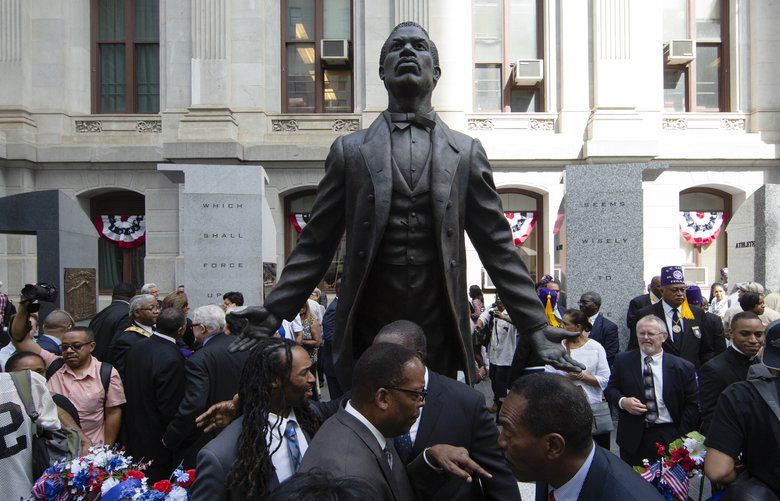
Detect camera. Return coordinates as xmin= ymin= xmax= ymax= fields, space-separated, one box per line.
xmin=21 ymin=282 xmax=58 ymax=312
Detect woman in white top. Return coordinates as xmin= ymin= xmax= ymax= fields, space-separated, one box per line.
xmin=708 ymin=282 xmax=729 ymax=319
xmin=546 ymin=308 xmax=611 ymax=449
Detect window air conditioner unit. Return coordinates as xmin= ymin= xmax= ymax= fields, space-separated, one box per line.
xmin=682 ymin=266 xmax=707 ymax=285
xmin=321 ymin=39 xmax=349 ymax=64
xmin=665 ymin=39 xmax=695 ymax=65
xmin=513 ymin=59 xmax=543 ymax=86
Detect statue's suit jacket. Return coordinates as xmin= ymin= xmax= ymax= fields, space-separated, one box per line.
xmin=263 ymin=113 xmax=548 ymax=386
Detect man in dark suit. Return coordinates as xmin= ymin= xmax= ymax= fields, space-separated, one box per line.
xmin=320 ymin=279 xmax=342 ymax=399
xmin=300 ymin=342 xmax=487 ymax=501
xmin=698 ymin=311 xmax=763 ymax=433
xmin=685 ymin=284 xmax=727 ymax=355
xmin=36 ymin=309 xmax=74 ymax=356
xmin=626 ymin=275 xmax=661 ymax=330
xmin=374 ymin=320 xmax=520 ymax=501
xmin=229 ymin=22 xmax=582 ymax=387
xmin=497 ymin=373 xmax=663 ymax=500
xmin=579 ymin=292 xmax=619 ymax=367
xmin=627 ymin=266 xmax=716 ymax=369
xmin=193 ymin=338 xmax=475 ymax=500
xmin=163 ymin=305 xmax=249 ymax=467
xmin=606 ymin=315 xmax=699 ymax=467
xmin=89 ymin=282 xmax=134 ymax=360
xmin=123 ymin=307 xmax=187 ymax=481
xmin=107 ymin=294 xmax=159 ymax=379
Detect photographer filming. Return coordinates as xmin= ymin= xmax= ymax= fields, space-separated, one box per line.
xmin=475 ymin=297 xmax=516 ymax=414
xmin=9 ymin=284 xmax=126 ymax=447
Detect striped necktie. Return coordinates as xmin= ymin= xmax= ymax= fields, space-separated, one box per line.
xmin=284 ymin=420 xmax=302 ymax=472
xmin=643 ymin=356 xmax=659 ymax=423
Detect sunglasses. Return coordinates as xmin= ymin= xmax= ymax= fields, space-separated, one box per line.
xmin=61 ymin=342 xmax=92 ymax=352
xmin=386 ymin=386 xmax=427 ymax=402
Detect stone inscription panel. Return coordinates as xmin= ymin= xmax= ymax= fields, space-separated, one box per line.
xmin=64 ymin=268 xmax=97 ymax=322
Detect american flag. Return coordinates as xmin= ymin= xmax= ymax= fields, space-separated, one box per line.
xmin=640 ymin=461 xmax=661 ymax=481
xmin=661 ymin=463 xmax=689 ymax=501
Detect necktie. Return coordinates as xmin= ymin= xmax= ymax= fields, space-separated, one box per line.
xmin=284 ymin=420 xmax=302 ymax=473
xmin=383 ymin=445 xmax=394 ymax=470
xmin=671 ymin=308 xmax=681 ymax=343
xmin=389 ymin=112 xmax=436 ymax=130
xmin=393 ymin=433 xmax=414 ymax=465
xmin=643 ymin=356 xmax=659 ymax=424
xmin=549 ymin=490 xmax=556 ymax=501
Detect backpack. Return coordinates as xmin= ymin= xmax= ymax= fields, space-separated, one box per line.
xmin=9 ymin=370 xmax=81 ymax=477
xmin=45 ymin=358 xmax=113 ymax=397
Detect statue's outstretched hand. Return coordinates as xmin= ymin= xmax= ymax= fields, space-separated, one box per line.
xmin=227 ymin=307 xmax=282 ymax=352
xmin=530 ymin=328 xmax=586 ymax=373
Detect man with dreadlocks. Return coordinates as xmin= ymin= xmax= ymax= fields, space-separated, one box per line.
xmin=191 ymin=337 xmax=327 ymax=499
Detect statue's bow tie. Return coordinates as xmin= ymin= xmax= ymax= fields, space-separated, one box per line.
xmin=389 ymin=112 xmax=436 ymax=130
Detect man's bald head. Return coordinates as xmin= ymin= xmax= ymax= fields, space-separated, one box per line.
xmin=374 ymin=320 xmax=427 ymax=363
xmin=43 ymin=309 xmax=75 ymax=335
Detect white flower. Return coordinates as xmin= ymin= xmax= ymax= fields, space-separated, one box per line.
xmin=101 ymin=477 xmax=119 ymax=495
xmin=168 ymin=486 xmax=189 ymax=501
xmin=683 ymin=437 xmax=706 ymax=464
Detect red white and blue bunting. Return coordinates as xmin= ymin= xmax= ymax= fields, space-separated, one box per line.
xmin=679 ymin=211 xmax=726 ymax=246
xmin=94 ymin=215 xmax=146 ymax=248
xmin=505 ymin=211 xmax=538 ymax=246
xmin=289 ymin=213 xmax=311 ymax=234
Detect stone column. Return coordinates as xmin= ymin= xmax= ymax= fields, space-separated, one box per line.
xmin=564 ymin=162 xmax=666 ymax=348
xmin=179 ymin=0 xmax=237 ymax=142
xmin=584 ymin=0 xmax=659 ymax=158
xmin=726 ymin=185 xmax=780 ymax=291
xmin=395 ymin=0 xmax=429 ymax=28
xmin=158 ymin=164 xmax=265 ymax=309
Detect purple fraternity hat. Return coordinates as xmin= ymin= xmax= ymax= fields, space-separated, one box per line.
xmin=660 ymin=266 xmax=685 ymax=286
xmin=685 ymin=285 xmax=704 ymax=307
xmin=762 ymin=320 xmax=780 ymax=370
xmin=538 ymin=287 xmax=558 ymax=306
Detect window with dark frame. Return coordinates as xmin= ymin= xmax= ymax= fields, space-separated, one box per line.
xmin=679 ymin=188 xmax=731 ymax=274
xmin=92 ymin=0 xmax=160 ymax=114
xmin=282 ymin=0 xmax=353 ymax=114
xmin=473 ymin=0 xmax=544 ymax=113
xmin=662 ymin=0 xmax=729 ymax=112
xmin=498 ymin=189 xmax=543 ymax=282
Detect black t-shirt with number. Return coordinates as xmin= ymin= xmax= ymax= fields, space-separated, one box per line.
xmin=704 ymin=378 xmax=780 ymax=494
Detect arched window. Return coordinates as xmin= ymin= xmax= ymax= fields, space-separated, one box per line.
xmin=679 ymin=187 xmax=731 ymax=285
xmin=284 ymin=190 xmax=346 ymax=294
xmin=499 ymin=189 xmax=544 ymax=282
xmin=90 ymin=191 xmax=145 ymax=292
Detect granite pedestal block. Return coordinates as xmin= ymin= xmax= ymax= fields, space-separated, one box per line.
xmin=564 ymin=163 xmax=666 ymax=349
xmin=159 ymin=164 xmax=265 ymax=309
xmin=726 ymin=184 xmax=779 ymax=292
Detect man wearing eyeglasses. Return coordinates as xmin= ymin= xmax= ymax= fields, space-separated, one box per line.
xmin=10 ymin=313 xmax=126 ymax=447
xmin=108 ymin=294 xmax=160 ymax=379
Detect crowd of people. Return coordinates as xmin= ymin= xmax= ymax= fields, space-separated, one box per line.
xmin=0 ymin=264 xmax=779 ymax=500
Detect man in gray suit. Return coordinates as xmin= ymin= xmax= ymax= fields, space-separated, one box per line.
xmin=299 ymin=342 xmax=490 ymax=501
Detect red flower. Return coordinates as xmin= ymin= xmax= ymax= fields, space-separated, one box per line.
xmin=677 ymin=455 xmax=696 ymax=473
xmin=152 ymin=480 xmax=173 ymax=494
xmin=669 ymin=447 xmax=690 ymax=462
xmin=655 ymin=442 xmax=666 ymax=457
xmin=177 ymin=469 xmax=196 ymax=488
xmin=124 ymin=469 xmax=145 ymax=480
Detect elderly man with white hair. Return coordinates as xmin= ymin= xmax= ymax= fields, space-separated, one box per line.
xmin=108 ymin=294 xmax=159 ymax=379
xmin=164 ymin=304 xmax=251 ymax=469
xmin=141 ymin=282 xmax=161 ymax=301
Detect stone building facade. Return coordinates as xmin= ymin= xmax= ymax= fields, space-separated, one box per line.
xmin=0 ymin=0 xmax=778 ymax=310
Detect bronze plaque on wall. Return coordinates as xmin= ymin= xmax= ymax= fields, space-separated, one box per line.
xmin=64 ymin=268 xmax=97 ymax=322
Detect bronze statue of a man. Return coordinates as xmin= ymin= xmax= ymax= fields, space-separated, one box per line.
xmin=231 ymin=22 xmax=582 ymax=386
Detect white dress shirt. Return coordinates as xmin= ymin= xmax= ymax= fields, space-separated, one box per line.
xmin=588 ymin=312 xmax=600 ymax=325
xmin=266 ymin=409 xmax=309 ymax=483
xmin=153 ymin=332 xmax=176 ymax=344
xmin=662 ymin=301 xmax=682 ymax=342
xmin=479 ymin=309 xmax=517 ymax=367
xmin=642 ymin=351 xmax=672 ymax=424
xmin=548 ymin=442 xmax=595 ymax=501
xmin=345 ymin=400 xmax=387 ymax=450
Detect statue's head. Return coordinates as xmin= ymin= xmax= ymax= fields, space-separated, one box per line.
xmin=379 ymin=22 xmax=441 ymax=100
